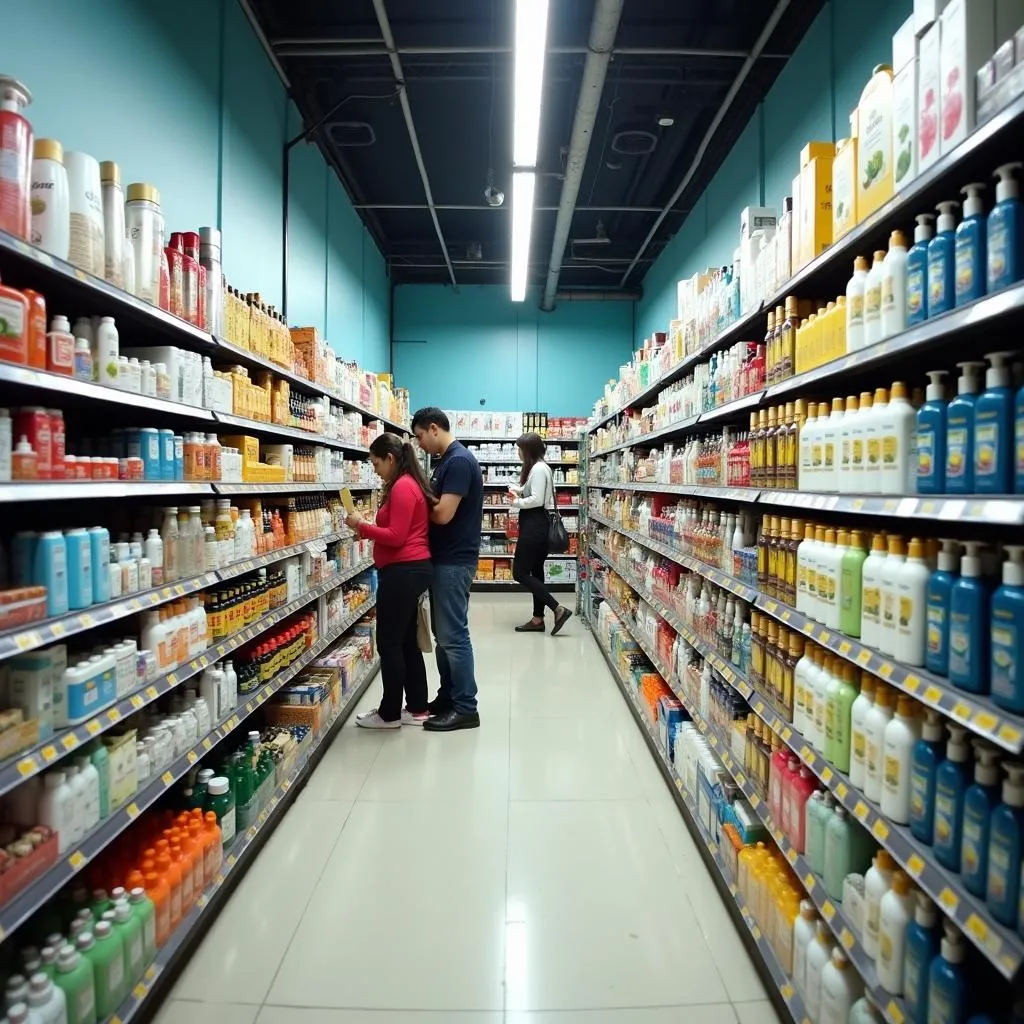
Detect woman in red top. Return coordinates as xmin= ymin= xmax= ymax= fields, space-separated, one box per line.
xmin=345 ymin=433 xmax=435 ymax=728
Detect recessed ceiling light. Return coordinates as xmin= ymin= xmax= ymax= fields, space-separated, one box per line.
xmin=658 ymin=116 xmax=675 ymax=127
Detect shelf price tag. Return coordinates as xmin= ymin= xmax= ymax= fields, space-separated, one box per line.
xmin=61 ymin=734 xmax=78 ymax=751
xmin=872 ymin=819 xmax=890 ymax=842
xmin=68 ymin=850 xmax=86 ymax=870
xmin=906 ymin=853 xmax=926 ymax=878
xmin=853 ymin=801 xmax=869 ymax=822
xmin=821 ymin=900 xmax=835 ymax=921
xmin=938 ymin=888 xmax=959 ymax=912
xmin=41 ymin=746 xmax=58 ymax=764
xmin=86 ymin=720 xmax=101 ymax=736
xmin=161 ymin=771 xmax=174 ymax=787
xmin=17 ymin=756 xmax=39 ymax=776
xmin=840 ymin=928 xmax=854 ymax=949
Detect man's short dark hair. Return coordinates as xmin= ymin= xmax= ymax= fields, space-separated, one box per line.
xmin=411 ymin=406 xmax=450 ymax=432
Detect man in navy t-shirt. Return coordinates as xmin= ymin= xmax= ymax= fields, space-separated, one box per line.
xmin=412 ymin=407 xmax=483 ymax=731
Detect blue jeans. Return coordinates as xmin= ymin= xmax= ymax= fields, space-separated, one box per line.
xmin=430 ymin=563 xmax=478 ymax=713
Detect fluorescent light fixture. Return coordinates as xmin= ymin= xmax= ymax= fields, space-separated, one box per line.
xmin=510 ymin=171 xmax=536 ymax=302
xmin=513 ymin=0 xmax=550 ymax=168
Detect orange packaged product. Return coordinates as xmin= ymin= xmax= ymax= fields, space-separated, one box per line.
xmin=23 ymin=288 xmax=46 ymax=368
xmin=203 ymin=811 xmax=223 ymax=878
xmin=169 ymin=838 xmax=194 ymax=912
xmin=0 ymin=277 xmax=29 ymax=366
xmin=154 ymin=847 xmax=182 ymax=928
xmin=143 ymin=871 xmax=171 ymax=948
xmin=188 ymin=819 xmax=211 ymax=889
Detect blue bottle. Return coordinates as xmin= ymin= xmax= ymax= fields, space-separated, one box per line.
xmin=63 ymin=528 xmax=93 ymax=611
xmin=986 ymin=763 xmax=1024 ymax=927
xmin=927 ymin=924 xmax=968 ymax=1024
xmin=949 ymin=542 xmax=990 ymax=694
xmin=907 ymin=214 xmax=935 ymax=325
xmin=946 ymin=362 xmax=985 ymax=493
xmin=987 ymin=162 xmax=1024 ymax=292
xmin=33 ymin=530 xmax=68 ymax=617
xmin=904 ymin=892 xmax=940 ymax=1024
xmin=158 ymin=428 xmax=175 ymax=481
xmin=910 ymin=710 xmax=947 ymax=844
xmin=917 ymin=370 xmax=948 ymax=493
xmin=926 ymin=541 xmax=960 ymax=676
xmin=974 ymin=351 xmax=1015 ymax=494
xmin=993 ymin=546 xmax=1024 ymax=712
xmin=1016 ymin=382 xmax=1024 ymax=493
xmin=88 ymin=526 xmax=110 ymax=604
xmin=934 ymin=725 xmax=972 ymax=871
xmin=928 ymin=201 xmax=960 ymax=317
xmin=955 ymin=183 xmax=987 ymax=306
xmin=961 ymin=744 xmax=1002 ymax=897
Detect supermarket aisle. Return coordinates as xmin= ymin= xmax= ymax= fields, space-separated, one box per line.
xmin=155 ymin=594 xmax=779 ymax=1024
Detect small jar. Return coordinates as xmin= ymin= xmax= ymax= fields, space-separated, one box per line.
xmin=11 ymin=435 xmax=37 ymax=480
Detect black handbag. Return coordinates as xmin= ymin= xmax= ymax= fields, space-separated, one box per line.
xmin=546 ymin=471 xmax=569 ymax=553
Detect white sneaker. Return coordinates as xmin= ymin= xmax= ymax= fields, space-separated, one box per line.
xmin=356 ymin=710 xmax=400 ymax=729
xmin=402 ymin=709 xmax=430 ymax=726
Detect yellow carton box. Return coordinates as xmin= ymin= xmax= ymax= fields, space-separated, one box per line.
xmin=799 ymin=156 xmax=834 ymax=266
xmin=832 ymin=137 xmax=858 ymax=240
xmin=800 ymin=141 xmax=836 ymax=168
xmin=220 ymin=434 xmax=261 ymax=470
xmin=791 ymin=172 xmax=804 ymax=270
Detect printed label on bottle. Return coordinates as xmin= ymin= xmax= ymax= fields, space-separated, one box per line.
xmin=852 ymin=437 xmax=864 ymax=469
xmin=974 ymin=421 xmax=998 ymax=477
xmin=907 ymin=266 xmax=925 ymax=317
xmin=910 ymin=771 xmax=926 ymax=820
xmin=849 ymin=293 xmax=864 ymax=323
xmin=881 ymin=276 xmax=895 ymax=311
xmin=989 ymin=222 xmax=1007 ymax=282
xmin=220 ymin=805 xmax=236 ymax=844
xmin=934 ymin=791 xmax=954 ymax=847
xmin=866 ymin=739 xmax=881 ymax=776
xmin=949 ymin=615 xmax=969 ymax=678
xmin=897 ymin=595 xmax=914 ymax=633
xmin=80 ymin=986 xmax=95 ymax=1021
xmin=992 ymin=623 xmax=1016 ymax=699
xmin=812 ymin=441 xmax=823 ymax=468
xmin=108 ymin=954 xmax=124 ymax=993
xmin=947 ymin=426 xmax=968 ymax=478
xmin=867 ymin=436 xmax=881 ymax=467
xmin=824 ymin=442 xmax=835 ymax=469
xmin=988 ymin=842 xmax=1010 ymax=902
xmin=841 ymin=438 xmax=851 ymax=468
xmin=866 ymin=901 xmax=881 ymax=939
xmin=917 ymin=430 xmax=934 ymax=477
xmin=1018 ymin=434 xmax=1024 ymax=475
xmin=879 ymin=931 xmax=894 ymax=968
xmin=865 ymin=284 xmax=882 ymax=319
xmin=883 ymin=589 xmax=896 ymax=627
xmin=882 ymin=434 xmax=898 ymax=466
xmin=928 ymin=257 xmax=948 ymax=308
xmin=962 ymin=818 xmax=981 ymax=876
xmin=0 ymin=296 xmax=26 ymax=348
xmin=927 ymin=604 xmax=946 ymax=655
xmin=863 ymin=585 xmax=881 ymax=622
xmin=955 ymin=245 xmax=975 ymax=299
xmin=884 ymin=753 xmax=902 ymax=792
xmin=853 ymin=730 xmax=866 ymax=763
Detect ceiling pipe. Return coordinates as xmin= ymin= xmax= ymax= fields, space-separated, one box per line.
xmin=370 ymin=0 xmax=458 ymax=288
xmin=617 ymin=0 xmax=793 ymax=287
xmin=540 ymin=0 xmax=624 ymax=312
xmin=273 ymin=42 xmax=788 ymax=59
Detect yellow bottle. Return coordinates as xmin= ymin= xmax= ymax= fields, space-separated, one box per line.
xmin=835 ymin=294 xmax=848 ymax=355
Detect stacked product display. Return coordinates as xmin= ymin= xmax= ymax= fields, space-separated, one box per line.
xmin=580 ymin=5 xmax=1024 ymax=1023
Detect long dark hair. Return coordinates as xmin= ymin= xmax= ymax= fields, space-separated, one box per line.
xmin=370 ymin=432 xmax=438 ymax=507
xmin=517 ymin=432 xmax=546 ymax=487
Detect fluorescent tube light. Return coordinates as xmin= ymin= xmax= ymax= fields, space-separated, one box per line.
xmin=510 ymin=171 xmax=536 ymax=302
xmin=513 ymin=0 xmax=549 ymax=168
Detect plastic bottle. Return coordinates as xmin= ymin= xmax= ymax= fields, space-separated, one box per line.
xmin=26 ymin=973 xmax=66 ymax=1024
xmin=830 ymin=662 xmax=859 ymax=774
xmin=806 ymin=790 xmax=833 ymax=877
xmin=93 ymin=318 xmax=118 ymax=388
xmin=38 ymin=771 xmax=74 ymax=854
xmin=30 ymin=139 xmax=70 ymax=261
xmin=846 ymin=256 xmax=870 ymax=352
xmin=955 ymin=183 xmax=987 ymax=306
xmin=961 ymin=743 xmax=1002 ymax=899
xmin=974 ymin=351 xmax=1015 ymax=494
xmin=934 ymin=725 xmax=972 ymax=871
xmin=946 ymin=361 xmax=985 ymax=493
xmin=863 ymin=387 xmax=888 ymax=492
xmin=861 ymin=534 xmax=888 ymax=649
xmin=906 ymin=214 xmax=935 ymax=325
xmin=928 ymin=201 xmax=960 ymax=317
xmin=879 ymin=536 xmax=906 ymax=657
xmin=881 ymin=230 xmax=909 ymax=337
xmin=988 ymin=162 xmax=1024 ymax=292
xmin=824 ymin=805 xmax=859 ymax=901
xmin=910 ymin=711 xmax=945 ymax=844
xmin=111 ymin=900 xmax=143 ymax=991
xmin=821 ymin=399 xmax=844 ymax=492
xmin=87 ymin=742 xmax=109 ymax=820
xmin=948 ymin=542 xmax=990 ymax=694
xmin=205 ymin=777 xmax=235 ymax=847
xmin=894 ymin=538 xmax=931 ymax=666
xmin=804 ymin=919 xmax=835 ymax=1021
xmin=863 ymin=250 xmax=886 ymax=348
xmin=882 ymin=695 xmax=921 ymax=824
xmin=903 ymin=893 xmax=940 ymax=1024
xmin=76 ymin=925 xmax=121 ymax=1020
xmin=877 ymin=870 xmax=914 ymax=995
xmin=0 ymin=77 xmax=33 ymax=241
xmin=925 ymin=540 xmax=960 ymax=676
xmin=52 ymin=943 xmax=95 ymax=1024
xmin=850 ymin=674 xmax=876 ymax=791
xmin=792 ymin=899 xmax=818 ymax=1000
xmin=987 ymin=762 xmax=1024 ymax=927
xmin=820 ymin=946 xmax=862 ymax=1023
xmin=839 ymin=530 xmax=867 ymax=639
xmin=879 ymin=381 xmax=917 ymax=494
xmin=927 ymin=923 xmax=968 ymax=1024
xmin=863 ymin=850 xmax=895 ymax=959
xmin=992 ymin=545 xmax=1024 ymax=712
xmin=917 ymin=370 xmax=948 ymax=494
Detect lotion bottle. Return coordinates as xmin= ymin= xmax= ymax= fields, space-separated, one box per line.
xmin=948 ymin=541 xmax=990 ymax=695
xmin=927 ymin=924 xmax=968 ymax=1024
xmin=987 ymin=162 xmax=1024 ymax=292
xmin=846 ymin=256 xmax=870 ymax=352
xmin=820 ymin=947 xmax=863 ymax=1022
xmin=879 ymin=381 xmax=916 ymax=494
xmin=839 ymin=530 xmax=867 ymax=638
xmin=903 ymin=894 xmax=940 ymax=1024
xmin=877 ymin=870 xmax=914 ymax=995
xmin=916 ymin=370 xmax=948 ymax=494
xmin=850 ymin=674 xmax=876 ymax=790
xmin=946 ymin=361 xmax=985 ymax=493
xmin=928 ymin=201 xmax=960 ymax=317
xmin=863 ymin=850 xmax=895 ymax=959
xmin=926 ymin=540 xmax=960 ymax=676
xmin=934 ymin=725 xmax=972 ymax=872
xmin=987 ymin=762 xmax=1024 ymax=928
xmin=954 ymin=183 xmax=987 ymax=306
xmin=974 ymin=350 xmax=1015 ymax=494
xmin=910 ymin=711 xmax=946 ymax=844
xmin=881 ymin=695 xmax=921 ymax=824
xmin=864 ymin=685 xmax=895 ymax=803
xmin=992 ymin=545 xmax=1024 ymax=713
xmin=863 ymin=387 xmax=889 ymax=493
xmin=962 ymin=742 xmax=1001 ymax=898
xmin=906 ymin=214 xmax=935 ymax=324
xmin=894 ymin=538 xmax=931 ymax=666
xmin=879 ymin=535 xmax=906 ymax=658
xmin=863 ymin=250 xmax=887 ymax=348
xmin=861 ymin=534 xmax=888 ymax=649
xmin=881 ymin=230 xmax=909 ymax=337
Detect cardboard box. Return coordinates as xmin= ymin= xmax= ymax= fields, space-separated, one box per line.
xmin=918 ymin=20 xmax=943 ymax=170
xmin=799 ymin=141 xmax=835 ymax=168
xmin=800 ymin=156 xmax=834 ymax=265
xmin=832 ymin=137 xmax=858 ymax=239
xmin=893 ymin=18 xmax=920 ymax=191
xmin=103 ymin=729 xmax=138 ymax=812
xmin=857 ymin=66 xmax=895 ymax=220
xmin=915 ymin=0 xmax=951 ymax=35
xmin=940 ymin=0 xmax=996 ymax=152
xmin=739 ymin=206 xmax=777 ymax=241
xmin=791 ymin=172 xmax=803 ymax=270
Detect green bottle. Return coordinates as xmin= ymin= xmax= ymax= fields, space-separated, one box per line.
xmin=824 ymin=805 xmax=857 ymax=900
xmin=77 ymin=926 xmax=123 ymax=1020
xmin=840 ymin=530 xmax=868 ymax=637
xmin=128 ymin=888 xmax=156 ymax=964
xmin=90 ymin=889 xmax=111 ymax=921
xmin=38 ymin=946 xmax=58 ymax=980
xmin=112 ymin=902 xmax=144 ymax=991
xmin=87 ymin=743 xmax=109 ymax=819
xmin=233 ymin=753 xmax=256 ymax=831
xmin=830 ymin=663 xmax=860 ymax=774
xmin=54 ymin=943 xmax=97 ymax=1024
xmin=204 ymin=777 xmax=236 ymax=847
xmin=823 ymin=657 xmax=844 ymax=765
xmin=191 ymin=768 xmax=214 ymax=811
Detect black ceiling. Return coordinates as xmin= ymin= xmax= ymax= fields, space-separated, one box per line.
xmin=249 ymin=0 xmax=826 ymax=294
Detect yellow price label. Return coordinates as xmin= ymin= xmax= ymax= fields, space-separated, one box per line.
xmin=780 ymin=983 xmax=794 ymax=1000
xmin=872 ymin=819 xmax=890 ymax=841
xmin=202 ymin=738 xmax=212 ymax=750
xmin=887 ymin=999 xmax=906 ymax=1024
xmin=86 ymin=720 xmax=101 ymax=736
xmin=821 ymin=766 xmax=833 ymax=783
xmin=838 ymin=640 xmax=852 ymax=656
xmin=856 ymin=648 xmax=872 ymax=666
xmin=853 ymin=801 xmax=869 ymax=821
xmin=161 ymin=770 xmax=174 ymax=786
xmin=821 ymin=900 xmax=835 ymax=921
xmin=133 ymin=983 xmax=148 ymax=999
xmin=973 ymin=710 xmax=998 ymax=733
xmin=106 ymin=708 xmax=120 ymax=723
xmin=751 ymin=925 xmax=761 ymax=940
xmin=146 ymin=686 xmax=158 ymax=700
xmin=965 ymin=914 xmax=989 ymax=944
xmin=903 ymin=673 xmax=921 ymax=692
xmin=878 ymin=662 xmax=894 ymax=678
xmin=187 ymin=751 xmax=198 ymax=765
xmin=840 ymin=928 xmax=855 ymax=949
xmin=951 ymin=701 xmax=972 ymax=722
xmin=938 ymin=888 xmax=959 ymax=912
xmin=804 ymin=873 xmax=816 ymax=890
xmin=16 ymin=756 xmax=38 ymax=776
xmin=923 ymin=685 xmax=943 ymax=704
xmin=836 ymin=782 xmax=848 ymax=800
xmin=61 ymin=734 xmax=78 ymax=751
xmin=907 ymin=853 xmax=926 ymax=877
xmin=787 ymin=847 xmax=798 ymax=865
xmin=41 ymin=745 xmax=58 ymax=763
xmin=130 ymin=695 xmax=144 ymax=709
xmin=126 ymin=802 xmax=140 ymax=820
xmin=68 ymin=850 xmax=86 ymax=870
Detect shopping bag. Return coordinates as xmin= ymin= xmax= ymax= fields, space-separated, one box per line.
xmin=416 ymin=593 xmax=433 ymax=653
xmin=546 ymin=471 xmax=569 ymax=553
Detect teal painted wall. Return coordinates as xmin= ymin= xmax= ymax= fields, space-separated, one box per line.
xmin=393 ymin=285 xmax=634 ymax=416
xmin=637 ymin=0 xmax=912 ymax=340
xmin=4 ymin=0 xmax=390 ymax=373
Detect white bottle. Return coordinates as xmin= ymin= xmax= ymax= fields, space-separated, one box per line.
xmin=863 ymin=250 xmax=886 ymax=348
xmin=30 ymin=140 xmax=70 ymax=261
xmin=820 ymin=398 xmax=844 ymax=491
xmin=823 ymin=529 xmax=847 ymax=630
xmin=895 ymin=538 xmax=931 ymax=665
xmin=819 ymin=947 xmax=863 ymax=1024
xmin=861 ymin=534 xmax=888 ymax=648
xmin=26 ymin=973 xmax=65 ymax=1024
xmin=845 ymin=256 xmax=870 ymax=351
xmin=879 ymin=535 xmax=906 ymax=657
xmin=792 ymin=900 xmax=819 ymax=1001
xmin=863 ymin=850 xmax=896 ymax=959
xmin=836 ymin=394 xmax=859 ymax=493
xmin=880 ymin=230 xmax=909 ymax=338
xmin=38 ymin=771 xmax=74 ymax=854
xmin=849 ymin=391 xmax=873 ymax=489
xmin=64 ymin=152 xmax=104 ymax=278
xmin=73 ymin=756 xmax=100 ymax=833
xmin=223 ymin=661 xmax=238 ymax=708
xmin=864 ymin=685 xmax=895 ymax=802
xmin=796 ymin=523 xmax=817 ymax=615
xmin=862 ymin=387 xmax=888 ymax=492
xmin=798 ymin=405 xmax=818 ymax=488
xmin=62 ymin=765 xmax=86 ymax=847
xmin=803 ymin=920 xmax=835 ymax=1021
xmin=0 ymin=408 xmax=11 ymax=482
xmin=882 ymin=696 xmax=921 ymax=824
xmin=794 ymin=643 xmax=818 ymax=737
xmin=812 ymin=655 xmax=837 ymax=755
xmin=139 ymin=612 xmax=168 ymax=673
xmin=94 ymin=318 xmax=118 ymax=387
xmin=877 ymin=870 xmax=914 ymax=994
xmin=200 ymin=669 xmax=221 ymax=723
xmin=100 ymin=161 xmax=125 ymax=288
xmin=879 ymin=381 xmax=917 ymax=494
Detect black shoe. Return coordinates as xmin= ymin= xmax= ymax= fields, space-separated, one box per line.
xmin=423 ymin=709 xmax=481 ymax=731
xmin=515 ymin=620 xmax=545 ymax=632
xmin=426 ymin=696 xmax=454 ymax=716
xmin=551 ymin=606 xmax=573 ymax=636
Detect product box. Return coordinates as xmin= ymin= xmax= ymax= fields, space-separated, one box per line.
xmin=790 ymin=172 xmax=803 ymax=271
xmin=918 ymin=19 xmax=943 ymax=169
xmin=893 ymin=15 xmax=920 ymax=191
xmin=939 ymin=0 xmax=996 ymax=152
xmin=2 ymin=646 xmax=62 ymax=740
xmin=799 ymin=155 xmax=834 ymax=265
xmin=914 ymin=0 xmax=951 ymax=36
xmin=739 ymin=206 xmax=777 ymax=242
xmin=831 ymin=136 xmax=859 ymax=239
xmin=857 ymin=66 xmax=895 ymax=220
xmin=799 ymin=141 xmax=835 ymax=168
xmin=103 ymin=729 xmax=138 ymax=812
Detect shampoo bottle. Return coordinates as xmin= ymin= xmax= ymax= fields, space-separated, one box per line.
xmin=906 ymin=214 xmax=935 ymax=324
xmin=926 ymin=540 xmax=961 ymax=676
xmin=992 ymin=545 xmax=1024 ymax=712
xmin=839 ymin=530 xmax=867 ymax=639
xmin=863 ymin=850 xmax=895 ymax=959
xmin=877 ymin=869 xmax=914 ymax=995
xmin=934 ymin=725 xmax=972 ymax=872
xmin=974 ymin=351 xmax=1015 ymax=494
xmin=820 ymin=947 xmax=863 ymax=1022
xmin=879 ymin=381 xmax=917 ymax=494
xmin=954 ymin=183 xmax=987 ymax=306
xmin=881 ymin=695 xmax=921 ymax=825
xmin=948 ymin=542 xmax=991 ymax=695
xmin=962 ymin=743 xmax=1001 ymax=898
xmin=987 ymin=162 xmax=1024 ymax=292
xmin=928 ymin=201 xmax=960 ymax=317
xmin=846 ymin=256 xmax=870 ymax=352
xmin=863 ymin=251 xmax=887 ymax=348
xmin=864 ymin=685 xmax=895 ymax=803
xmin=881 ymin=230 xmax=909 ymax=337
xmin=910 ymin=711 xmax=946 ymax=844
xmin=986 ymin=762 xmax=1024 ymax=928
xmin=903 ymin=893 xmax=940 ymax=1024
xmin=894 ymin=538 xmax=931 ymax=666
xmin=916 ymin=370 xmax=948 ymax=494
xmin=850 ymin=674 xmax=876 ymax=790
xmin=927 ymin=923 xmax=968 ymax=1024
xmin=946 ymin=361 xmax=986 ymax=493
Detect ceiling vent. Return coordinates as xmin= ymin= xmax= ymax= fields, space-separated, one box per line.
xmin=611 ymin=129 xmax=658 ymax=156
xmin=327 ymin=122 xmax=376 ymax=148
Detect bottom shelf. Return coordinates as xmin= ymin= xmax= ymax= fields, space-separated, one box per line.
xmin=472 ymin=581 xmax=577 ymax=592
xmin=109 ymin=656 xmax=381 ymax=1022
xmin=589 ymin=624 xmax=805 ymax=1024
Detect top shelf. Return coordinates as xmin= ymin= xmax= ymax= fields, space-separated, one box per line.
xmin=0 ymin=231 xmax=407 ymax=433
xmin=589 ymin=88 xmax=1024 ymax=430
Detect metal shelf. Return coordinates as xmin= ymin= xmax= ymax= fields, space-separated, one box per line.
xmin=212 ymin=482 xmax=376 ymax=495
xmin=0 ymin=481 xmax=216 ymax=503
xmin=0 ymin=601 xmax=377 ymax=941
xmin=212 ymin=411 xmax=370 ymax=453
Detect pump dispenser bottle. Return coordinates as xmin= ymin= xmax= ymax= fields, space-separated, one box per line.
xmin=863 ymin=251 xmax=886 ymax=348
xmin=906 ymin=214 xmax=935 ymax=324
xmin=910 ymin=711 xmax=946 ymax=844
xmin=926 ymin=540 xmax=961 ymax=676
xmin=987 ymin=762 xmax=1024 ymax=927
xmin=927 ymin=923 xmax=968 ymax=1023
xmin=928 ymin=201 xmax=960 ymax=316
xmin=988 ymin=162 xmax=1024 ymax=292
xmin=917 ymin=370 xmax=948 ymax=494
xmin=974 ymin=351 xmax=1015 ymax=493
xmin=946 ymin=362 xmax=986 ymax=493
xmin=962 ymin=742 xmax=1001 ymax=898
xmin=903 ymin=893 xmax=940 ymax=1023
xmin=949 ymin=541 xmax=990 ymax=694
xmin=955 ymin=184 xmax=987 ymax=305
xmin=992 ymin=545 xmax=1024 ymax=712
xmin=934 ymin=725 xmax=972 ymax=871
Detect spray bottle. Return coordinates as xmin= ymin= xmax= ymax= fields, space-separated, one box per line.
xmin=906 ymin=214 xmax=935 ymax=325
xmin=987 ymin=762 xmax=1024 ymax=927
xmin=949 ymin=541 xmax=990 ymax=694
xmin=928 ymin=201 xmax=960 ymax=317
xmin=975 ymin=351 xmax=1015 ymax=493
xmin=992 ymin=545 xmax=1024 ymax=712
xmin=955 ymin=184 xmax=987 ymax=306
xmin=988 ymin=162 xmax=1024 ymax=292
xmin=946 ymin=361 xmax=986 ymax=493
xmin=916 ymin=370 xmax=948 ymax=493
xmin=0 ymin=77 xmax=33 ymax=241
xmin=961 ymin=742 xmax=1002 ymax=897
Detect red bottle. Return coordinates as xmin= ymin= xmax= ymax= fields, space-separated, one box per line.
xmin=786 ymin=767 xmax=818 ymax=852
xmin=0 ymin=78 xmax=32 ymax=240
xmin=778 ymin=755 xmax=801 ymax=839
xmin=768 ymin=741 xmax=791 ymax=824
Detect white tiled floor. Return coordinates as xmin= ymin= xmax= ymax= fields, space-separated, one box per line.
xmin=157 ymin=594 xmax=781 ymax=1024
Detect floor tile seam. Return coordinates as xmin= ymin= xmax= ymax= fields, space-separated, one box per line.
xmin=502 ymin=636 xmax=514 ymax=1017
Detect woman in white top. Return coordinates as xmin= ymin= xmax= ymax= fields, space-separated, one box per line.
xmin=508 ymin=432 xmax=573 ymax=635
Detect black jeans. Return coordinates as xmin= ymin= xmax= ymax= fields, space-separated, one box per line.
xmin=376 ymin=559 xmax=433 ymax=721
xmin=513 ymin=509 xmax=559 ymax=619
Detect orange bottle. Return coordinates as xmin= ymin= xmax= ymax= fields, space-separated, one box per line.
xmin=169 ymin=837 xmax=194 ymax=913
xmin=124 ymin=868 xmax=145 ymax=892
xmin=0 ymin=278 xmax=29 ymax=366
xmin=189 ymin=819 xmax=211 ymax=890
xmin=143 ymin=871 xmax=171 ymax=948
xmin=203 ymin=811 xmax=223 ymax=880
xmin=154 ymin=845 xmax=182 ymax=929
xmin=22 ymin=288 xmax=45 ymax=368
xmin=179 ymin=825 xmax=204 ymax=901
